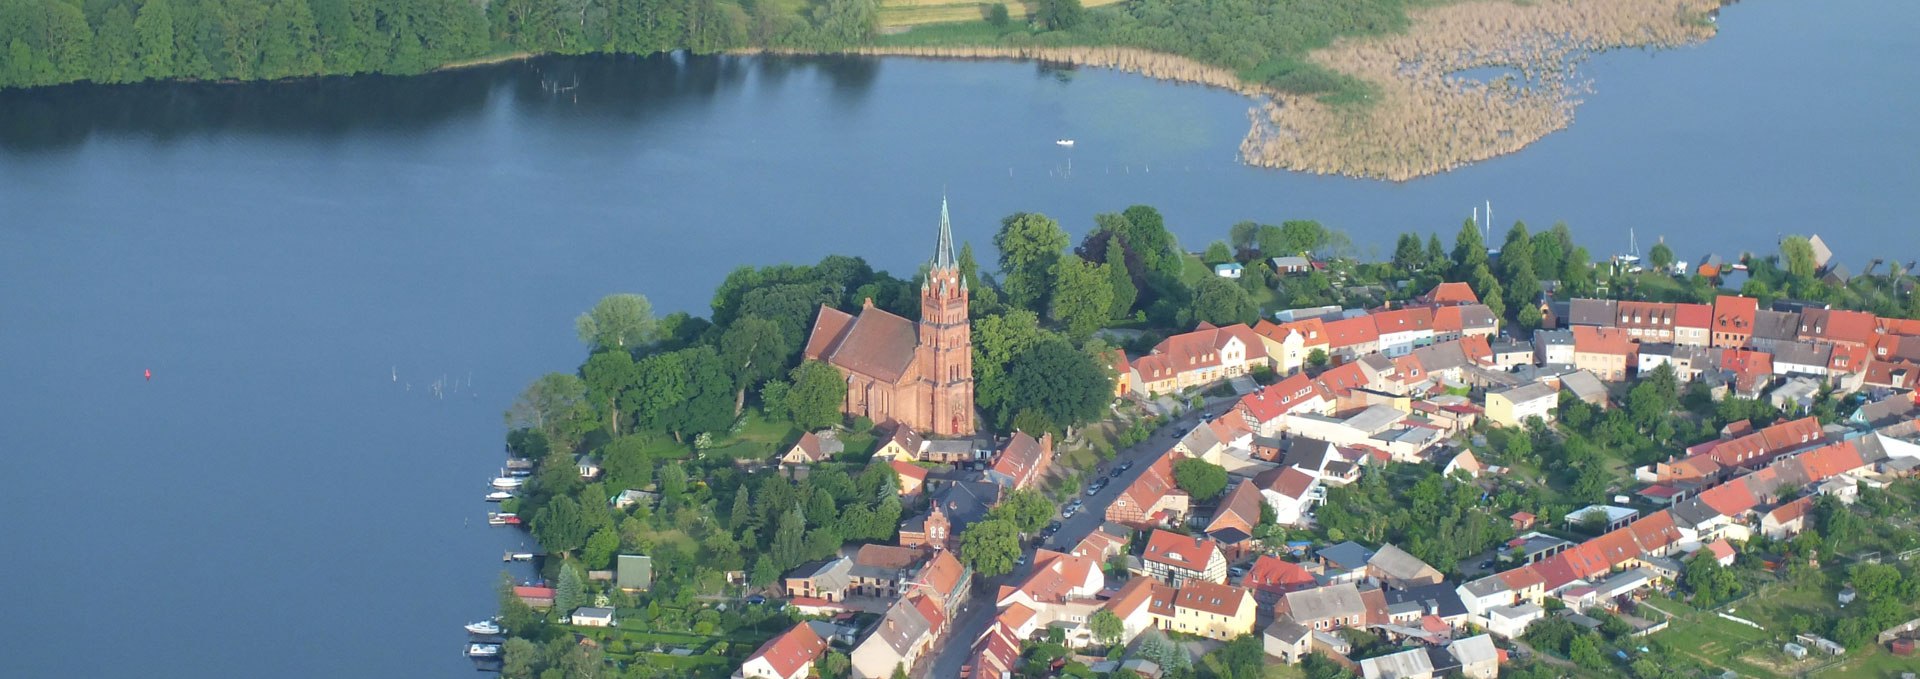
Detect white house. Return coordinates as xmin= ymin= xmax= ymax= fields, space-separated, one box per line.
xmin=1534 ymin=329 xmax=1575 ymax=366
xmin=740 ymin=622 xmax=829 ymax=679
xmin=1484 ymin=382 xmax=1558 ymax=428
xmin=1486 ymin=602 xmax=1543 ymax=638
xmin=1253 ymin=466 xmax=1321 ymax=526
xmin=1372 ymin=308 xmax=1436 ymax=358
xmin=569 ymin=607 xmax=615 ymax=627
xmin=1214 ymin=262 xmax=1244 ymax=279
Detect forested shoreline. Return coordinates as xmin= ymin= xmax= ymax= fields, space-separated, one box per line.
xmin=0 ymin=0 xmax=873 ymax=89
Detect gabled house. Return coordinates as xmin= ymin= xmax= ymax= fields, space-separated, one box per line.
xmin=1253 ymin=318 xmax=1331 ymax=375
xmin=985 ymin=431 xmax=1053 ymax=490
xmin=1168 ymin=581 xmax=1257 ymax=641
xmin=1673 ymin=303 xmax=1713 ymax=346
xmin=1572 ymin=325 xmax=1638 ymax=381
xmin=1325 ymin=316 xmax=1382 ymax=359
xmin=1274 ymin=582 xmax=1376 ymax=632
xmin=1712 ymin=295 xmax=1760 ymax=348
xmin=740 ymin=622 xmax=829 ymax=679
xmin=1244 ymin=555 xmax=1319 ymax=607
xmin=1372 ymin=307 xmax=1437 ymax=357
xmin=850 ymin=593 xmax=945 ymax=679
xmin=781 ymin=430 xmax=843 ymax=466
xmin=1367 ymin=543 xmax=1444 ymax=589
xmin=784 ymin=557 xmax=853 ymax=602
xmin=1107 ymin=452 xmax=1190 ymax=528
xmin=1142 ymin=529 xmax=1228 ymax=585
xmin=1127 ymin=323 xmax=1271 ymax=396
xmin=1252 ymin=465 xmax=1320 ymax=526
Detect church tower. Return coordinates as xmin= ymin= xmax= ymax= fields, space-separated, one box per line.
xmin=918 ymin=197 xmax=976 ymax=436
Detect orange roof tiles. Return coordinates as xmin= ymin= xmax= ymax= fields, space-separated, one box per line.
xmin=1713 ymin=295 xmax=1759 ymax=332
xmin=1420 ymin=282 xmax=1480 ymax=305
xmin=745 ymin=622 xmax=828 ymax=678
xmin=1698 ymin=481 xmax=1761 ymax=517
xmin=1590 ymin=528 xmax=1644 ymax=568
xmin=1372 ymin=307 xmax=1435 ymax=335
xmin=1572 ymin=325 xmax=1638 ymax=356
xmin=1674 ymin=303 xmax=1713 ymax=329
xmin=1144 ymin=529 xmax=1220 ymax=573
xmin=1324 ymin=316 xmax=1380 ymax=349
xmin=1244 ymin=556 xmax=1317 ymax=595
xmin=1626 ymin=512 xmax=1680 ymax=552
xmin=1234 ymin=373 xmax=1325 ymax=423
xmin=1175 ymin=581 xmax=1249 ymax=617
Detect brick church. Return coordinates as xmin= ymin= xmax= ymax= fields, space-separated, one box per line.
xmin=803 ymin=199 xmax=976 ymax=437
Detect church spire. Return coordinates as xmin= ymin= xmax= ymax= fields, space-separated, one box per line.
xmin=932 ymin=194 xmax=956 ymax=271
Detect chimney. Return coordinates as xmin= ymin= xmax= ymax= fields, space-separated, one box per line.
xmin=863 ymin=297 xmax=874 ymax=307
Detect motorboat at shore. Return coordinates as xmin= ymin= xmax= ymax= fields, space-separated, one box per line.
xmin=465 ymin=620 xmax=502 ymax=635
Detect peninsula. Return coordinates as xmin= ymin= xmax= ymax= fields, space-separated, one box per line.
xmin=475 ymin=198 xmax=1920 ymax=678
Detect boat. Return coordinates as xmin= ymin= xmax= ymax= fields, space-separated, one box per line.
xmin=465 ymin=620 xmax=503 ymax=635
xmin=487 ymin=513 xmax=521 ymax=526
xmin=467 ymin=643 xmax=502 ymax=657
xmin=505 ymin=552 xmax=535 ymax=562
xmin=490 ymin=477 xmax=523 ymax=490
xmin=1055 ymin=139 xmax=1074 ymax=147
xmin=485 ymin=491 xmax=515 ymax=502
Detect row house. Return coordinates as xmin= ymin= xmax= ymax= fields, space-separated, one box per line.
xmin=1227 ymin=372 xmax=1335 ymax=437
xmin=1616 ymin=300 xmax=1679 ymax=343
xmin=850 ymin=593 xmax=946 ymax=679
xmin=1106 ymin=452 xmax=1190 ymax=527
xmin=1253 ymin=318 xmax=1331 ymax=375
xmin=1637 ymin=343 xmax=1719 ymax=381
xmin=1750 ymin=309 xmax=1803 ymax=351
xmin=1534 ymin=329 xmax=1575 ymax=366
xmin=1102 ymin=578 xmax=1258 ymax=645
xmin=1571 ymin=325 xmax=1638 ymax=381
xmin=1125 ymin=323 xmax=1270 ymax=397
xmin=1711 ymin=295 xmax=1760 ymax=348
xmin=1373 ymin=307 xmax=1436 ymax=357
xmin=1674 ymin=303 xmax=1713 ymax=346
xmin=1273 ymin=581 xmax=1387 ymax=632
xmin=1431 ymin=303 xmax=1499 ymax=342
xmin=1772 ymin=341 xmax=1833 ymax=379
xmin=1324 ymin=315 xmax=1382 ymax=360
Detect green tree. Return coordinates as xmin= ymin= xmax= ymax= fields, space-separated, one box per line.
xmin=1173 ymin=458 xmax=1228 ymax=500
xmin=1119 ymin=206 xmax=1182 ymax=279
xmin=1780 ymin=235 xmax=1817 ymax=286
xmin=720 ymin=315 xmax=794 ymax=415
xmin=1231 ymin=221 xmax=1261 ymax=254
xmin=1203 ymin=240 xmax=1233 ymax=264
xmin=1649 ymin=241 xmax=1675 ymax=270
xmin=1049 ymin=255 xmax=1115 ymax=339
xmin=583 ymin=350 xmax=639 ymax=435
xmin=995 ymin=212 xmax=1070 ymax=311
xmin=498 ymin=572 xmax=541 ymax=635
xmin=1568 ymin=634 xmax=1607 ymax=670
xmin=583 ymin=527 xmax=619 ymax=569
xmin=960 ymin=518 xmax=1021 ymax=577
xmin=1090 ymin=608 xmax=1124 ymax=647
xmin=1683 ymin=553 xmax=1740 ymax=606
xmin=664 ymin=346 xmax=735 ymax=439
xmin=1392 ymin=232 xmax=1425 ymax=272
xmin=1036 ymin=0 xmax=1082 ymax=30
xmin=1189 ymin=275 xmax=1256 ymax=326
xmin=1102 ymin=243 xmax=1138 ymax=319
xmin=786 ymin=360 xmax=848 ymax=430
xmin=534 ymin=496 xmax=590 ymax=553
xmin=988 ymin=488 xmax=1055 ymax=533
xmin=555 ymin=561 xmax=586 ymax=612
xmin=1003 ymin=338 xmax=1112 ymax=432
xmin=1202 ymin=634 xmax=1267 ymax=679
xmin=1452 ymin=219 xmax=1487 ymax=280
xmin=771 ymin=505 xmax=808 ymax=570
xmin=134 ymin=0 xmax=177 ymax=80
xmin=501 ymin=637 xmax=542 ymax=679
xmin=987 ymin=3 xmax=1009 ymax=27
xmin=576 ymin=293 xmax=656 ymax=351
xmin=93 ymin=5 xmax=139 ymax=84
xmin=506 ymin=372 xmax=593 ymax=450
xmin=1306 ymin=348 xmax=1328 ymax=369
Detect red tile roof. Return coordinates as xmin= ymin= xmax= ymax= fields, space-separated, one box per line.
xmin=1372 ymin=307 xmax=1435 ymax=335
xmin=1626 ymin=512 xmax=1680 ymax=551
xmin=808 ymin=302 xmax=920 ymax=383
xmin=1572 ymin=325 xmax=1638 ymax=356
xmin=1174 ymin=581 xmax=1250 ymax=617
xmin=989 ymin=431 xmax=1052 ymax=490
xmin=1698 ymin=481 xmax=1761 ymax=517
xmin=745 ymin=622 xmax=828 ymax=678
xmin=1419 ymin=282 xmax=1479 ymax=305
xmin=1590 ymin=528 xmax=1644 ymax=568
xmin=1253 ymin=318 xmax=1328 ymax=348
xmin=1244 ymin=555 xmax=1318 ymax=596
xmin=1324 ymin=316 xmax=1380 ymax=349
xmin=1713 ymin=295 xmax=1759 ymax=332
xmin=1144 ymin=529 xmax=1220 ymax=573
xmin=1767 ymin=496 xmax=1813 ymax=524
xmin=1315 ymin=362 xmax=1370 ymax=397
xmin=1497 ymin=566 xmax=1545 ymax=592
xmin=1800 ymin=308 xmax=1878 ymax=346
xmin=889 ymin=459 xmax=929 ymax=485
xmin=1673 ymin=303 xmax=1713 ymax=329
xmin=1234 ymin=373 xmax=1325 ymax=423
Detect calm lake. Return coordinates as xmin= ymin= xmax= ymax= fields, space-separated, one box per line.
xmin=1 ymin=0 xmax=1914 ymax=676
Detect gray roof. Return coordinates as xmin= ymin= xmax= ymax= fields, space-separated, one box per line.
xmin=1179 ymin=420 xmax=1224 ymax=455
xmin=1490 ymin=339 xmax=1532 ymax=356
xmin=1456 ymin=304 xmax=1499 ymax=329
xmin=1462 ymin=575 xmax=1510 ymax=598
xmin=1752 ymin=310 xmax=1803 ymax=342
xmin=1639 ymin=342 xmax=1678 ymax=357
xmin=1669 ymin=497 xmax=1721 ymax=528
xmin=572 ymin=606 xmax=615 ymax=619
xmin=1493 ymin=381 xmax=1558 ymax=404
xmin=1491 ymin=602 xmax=1542 ymax=620
xmin=862 ymin=594 xmax=934 ymax=656
xmin=1317 ymin=542 xmax=1376 ymax=571
xmin=1360 ymin=647 xmax=1435 ymax=679
xmin=1567 ymin=299 xmax=1618 ymax=327
xmin=1381 ymin=582 xmax=1467 ymax=618
xmin=922 ymin=439 xmax=974 ymax=455
xmin=617 ymin=554 xmax=654 ymax=590
xmin=1264 ymin=619 xmax=1311 ymax=643
xmin=1283 ymin=582 xmax=1368 ymax=623
xmin=1368 ymin=544 xmax=1440 ymax=583
xmin=1594 ymin=568 xmax=1656 ymax=598
xmin=1854 ymin=397 xmax=1917 ymax=427
xmin=1448 ymin=634 xmax=1499 ymax=666
xmin=1774 ymin=342 xmax=1832 ymax=369
xmin=1412 ymin=342 xmax=1470 ymax=373
xmin=1344 ymin=405 xmax=1406 ymax=434
xmin=1561 ymin=370 xmax=1608 ymax=400
xmin=788 ymin=557 xmax=853 ymax=592
xmin=1533 ymin=329 xmax=1574 ymax=346
xmin=1281 ymin=438 xmax=1339 ymax=473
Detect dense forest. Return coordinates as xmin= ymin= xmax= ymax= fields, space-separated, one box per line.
xmin=0 ymin=0 xmax=875 ymax=88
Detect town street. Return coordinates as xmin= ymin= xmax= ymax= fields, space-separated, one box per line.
xmin=923 ymin=400 xmax=1227 ymax=678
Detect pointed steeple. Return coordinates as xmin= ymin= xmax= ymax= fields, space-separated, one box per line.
xmin=932 ymin=194 xmax=956 ymax=271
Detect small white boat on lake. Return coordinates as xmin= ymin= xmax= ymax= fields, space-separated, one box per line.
xmin=485 ymin=491 xmax=515 ymax=502
xmin=467 ymin=643 xmax=501 ymax=657
xmin=490 ymin=477 xmax=523 ymax=490
xmin=465 ymin=620 xmax=502 ymax=635
xmin=1055 ymin=139 xmax=1074 ymax=147
xmin=505 ymin=552 xmax=536 ymax=562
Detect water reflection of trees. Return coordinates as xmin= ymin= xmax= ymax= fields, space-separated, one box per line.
xmin=0 ymin=53 xmax=883 ymax=153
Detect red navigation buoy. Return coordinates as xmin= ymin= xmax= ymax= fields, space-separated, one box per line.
xmin=145 ymin=368 xmax=152 ymax=381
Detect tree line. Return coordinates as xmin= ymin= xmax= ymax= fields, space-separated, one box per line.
xmin=0 ymin=0 xmax=877 ymax=89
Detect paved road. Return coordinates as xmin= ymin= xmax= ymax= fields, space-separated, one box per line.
xmin=923 ymin=399 xmax=1233 ymax=678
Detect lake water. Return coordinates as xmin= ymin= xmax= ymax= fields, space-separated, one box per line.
xmin=2 ymin=0 xmax=1914 ymax=676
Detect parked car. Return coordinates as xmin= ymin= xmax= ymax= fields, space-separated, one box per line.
xmin=1062 ymin=506 xmax=1078 ymax=519
xmin=1086 ymin=482 xmax=1106 ymax=496
xmin=1117 ymin=461 xmax=1133 ymax=472
xmin=1228 ymin=565 xmax=1249 ymax=578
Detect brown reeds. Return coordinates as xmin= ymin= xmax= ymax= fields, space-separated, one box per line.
xmin=1243 ymin=0 xmax=1721 ymax=180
